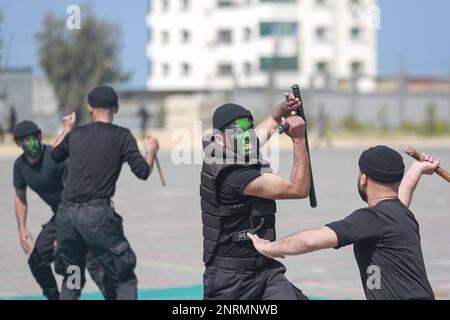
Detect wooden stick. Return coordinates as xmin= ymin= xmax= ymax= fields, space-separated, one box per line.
xmin=147 ymin=130 xmax=166 ymax=186
xmin=405 ymin=146 xmax=450 ymax=183
xmin=154 ymin=156 xmax=166 ymax=187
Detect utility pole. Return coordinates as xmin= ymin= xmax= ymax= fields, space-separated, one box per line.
xmin=398 ymin=53 xmax=407 ymax=124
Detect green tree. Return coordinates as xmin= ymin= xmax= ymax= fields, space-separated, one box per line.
xmin=35 ymin=6 xmax=130 ymax=121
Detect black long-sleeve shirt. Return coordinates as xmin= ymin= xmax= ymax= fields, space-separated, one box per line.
xmin=51 ymin=122 xmax=150 ymax=203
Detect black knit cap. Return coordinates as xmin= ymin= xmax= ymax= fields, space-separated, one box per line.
xmin=88 ymin=86 xmax=119 ymax=109
xmin=12 ymin=121 xmax=42 ymax=139
xmin=358 ymin=146 xmax=405 ymax=183
xmin=213 ymin=103 xmax=253 ymax=130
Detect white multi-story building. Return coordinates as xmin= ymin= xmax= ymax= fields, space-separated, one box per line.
xmin=146 ymin=0 xmax=379 ymax=92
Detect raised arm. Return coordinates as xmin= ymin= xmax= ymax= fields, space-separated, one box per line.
xmin=14 ymin=188 xmax=33 ymax=254
xmin=53 ymin=112 xmax=76 ymax=149
xmin=256 ymin=93 xmax=300 ymax=146
xmin=399 ymin=153 xmax=440 ymax=208
xmin=243 ymin=116 xmax=311 ymax=200
xmin=248 ymin=227 xmax=338 ymax=259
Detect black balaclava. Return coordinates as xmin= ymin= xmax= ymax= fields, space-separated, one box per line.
xmin=212 ymin=103 xmax=253 ymax=131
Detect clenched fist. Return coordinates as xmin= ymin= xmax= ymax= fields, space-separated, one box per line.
xmin=281 ymin=116 xmax=306 ymax=140
xmin=272 ymin=92 xmax=301 ymax=123
xmin=62 ymin=112 xmax=76 ymax=132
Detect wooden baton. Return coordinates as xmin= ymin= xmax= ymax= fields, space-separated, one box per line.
xmin=147 ymin=130 xmax=166 ymax=186
xmin=405 ymin=146 xmax=450 ymax=183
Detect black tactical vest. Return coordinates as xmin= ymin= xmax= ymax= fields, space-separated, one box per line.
xmin=200 ymin=133 xmax=277 ymax=266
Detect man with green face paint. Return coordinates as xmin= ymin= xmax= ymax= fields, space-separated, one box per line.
xmin=200 ymin=93 xmax=312 ymax=300
xmin=12 ymin=121 xmax=112 ymax=300
xmin=225 ymin=117 xmax=257 ymax=158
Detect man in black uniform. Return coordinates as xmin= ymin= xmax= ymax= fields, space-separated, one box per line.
xmin=249 ymin=146 xmax=440 ymax=300
xmin=51 ymin=86 xmax=159 ymax=300
xmin=201 ymin=93 xmax=312 ymax=300
xmin=12 ymin=120 xmax=111 ymax=300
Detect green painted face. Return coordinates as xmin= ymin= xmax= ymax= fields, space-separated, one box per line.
xmin=226 ymin=117 xmax=256 ymax=156
xmin=22 ymin=136 xmax=42 ymax=159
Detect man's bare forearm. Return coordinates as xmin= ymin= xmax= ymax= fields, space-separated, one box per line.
xmin=53 ymin=128 xmax=70 ymax=149
xmin=290 ymin=138 xmax=311 ymax=197
xmin=264 ymin=227 xmax=337 ymax=257
xmin=266 ymin=230 xmax=321 ymax=256
xmin=256 ymin=115 xmax=279 ymax=146
xmin=399 ymin=165 xmax=423 ymax=208
xmin=15 ymin=195 xmax=28 ymax=233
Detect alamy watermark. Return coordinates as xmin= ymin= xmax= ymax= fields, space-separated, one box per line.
xmin=66 ymin=265 xmax=81 ymax=290
xmin=66 ymin=5 xmax=81 ymax=30
xmin=366 ymin=265 xmax=381 ymax=290
xmin=170 ymin=121 xmax=281 ymax=173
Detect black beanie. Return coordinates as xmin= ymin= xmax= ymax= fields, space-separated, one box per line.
xmin=213 ymin=103 xmax=253 ymax=130
xmin=12 ymin=121 xmax=42 ymax=139
xmin=88 ymin=86 xmax=119 ymax=109
xmin=358 ymin=146 xmax=405 ymax=183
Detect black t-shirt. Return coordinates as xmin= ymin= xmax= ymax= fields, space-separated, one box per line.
xmin=51 ymin=122 xmax=150 ymax=203
xmin=216 ymin=165 xmax=264 ymax=259
xmin=326 ymin=199 xmax=434 ymax=300
xmin=13 ymin=144 xmax=67 ymax=213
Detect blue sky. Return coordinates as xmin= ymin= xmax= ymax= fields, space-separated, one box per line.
xmin=0 ymin=0 xmax=449 ymax=88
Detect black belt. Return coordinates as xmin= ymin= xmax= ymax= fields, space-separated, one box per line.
xmin=61 ymin=198 xmax=112 ymax=208
xmin=210 ymin=256 xmax=270 ymax=272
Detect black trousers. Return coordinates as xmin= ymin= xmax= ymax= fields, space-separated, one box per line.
xmin=28 ymin=216 xmax=113 ymax=300
xmin=203 ymin=260 xmax=308 ymax=300
xmin=54 ymin=201 xmax=138 ymax=300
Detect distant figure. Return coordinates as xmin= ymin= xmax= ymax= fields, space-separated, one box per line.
xmin=137 ymin=105 xmax=151 ymax=139
xmin=0 ymin=123 xmax=4 ymax=143
xmin=8 ymin=105 xmax=17 ymax=133
xmin=315 ymin=104 xmax=332 ymax=149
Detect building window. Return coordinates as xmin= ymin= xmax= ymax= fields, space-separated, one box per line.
xmin=217 ymin=0 xmax=235 ymax=8
xmin=148 ymin=60 xmax=153 ymax=77
xmin=316 ymin=27 xmax=328 ymax=41
xmin=162 ymin=63 xmax=170 ymax=77
xmin=180 ymin=0 xmax=190 ymax=11
xmin=181 ymin=30 xmax=191 ymax=43
xmin=218 ymin=63 xmax=233 ymax=76
xmin=181 ymin=63 xmax=191 ymax=76
xmin=148 ymin=28 xmax=153 ymax=43
xmin=217 ymin=29 xmax=233 ymax=44
xmin=260 ymin=0 xmax=297 ymax=2
xmin=243 ymin=27 xmax=252 ymax=41
xmin=260 ymin=56 xmax=298 ymax=71
xmin=161 ymin=31 xmax=170 ymax=45
xmin=161 ymin=0 xmax=170 ymax=12
xmin=351 ymin=27 xmax=361 ymax=41
xmin=316 ymin=62 xmax=329 ymax=74
xmin=351 ymin=61 xmax=363 ymax=75
xmin=260 ymin=22 xmax=298 ymax=37
xmin=244 ymin=62 xmax=252 ymax=76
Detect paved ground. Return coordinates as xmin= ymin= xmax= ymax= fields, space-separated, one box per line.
xmin=0 ymin=145 xmax=449 ymax=300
